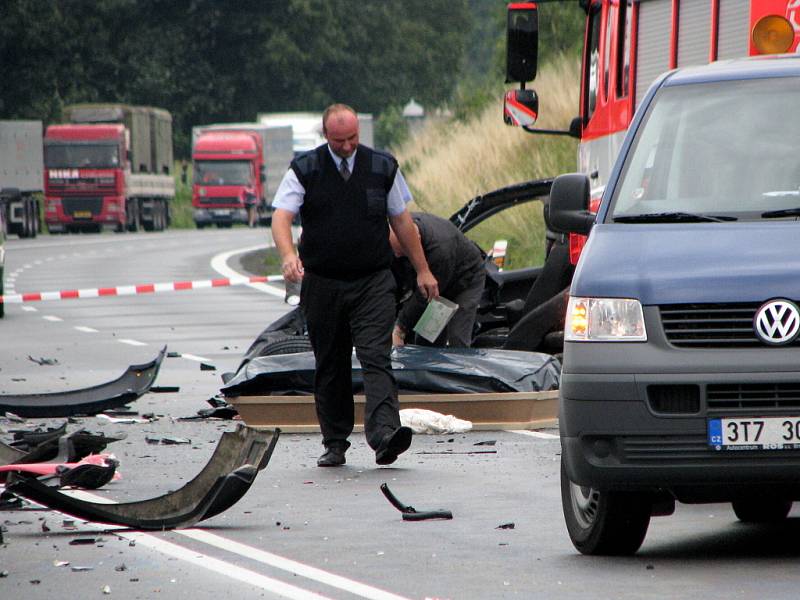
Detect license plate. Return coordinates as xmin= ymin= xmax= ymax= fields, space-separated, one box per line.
xmin=212 ymin=209 xmax=230 ymax=216
xmin=708 ymin=417 xmax=800 ymax=450
xmin=73 ymin=210 xmax=92 ymax=218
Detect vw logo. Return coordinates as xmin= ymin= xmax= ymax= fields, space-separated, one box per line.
xmin=754 ymin=299 xmax=800 ymax=345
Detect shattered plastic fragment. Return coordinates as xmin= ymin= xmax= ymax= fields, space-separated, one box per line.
xmin=7 ymin=426 xmax=279 ymax=530
xmin=28 ymin=356 xmax=59 ymax=366
xmin=1 ymin=348 xmax=166 ymax=418
xmin=380 ymin=483 xmax=453 ymax=521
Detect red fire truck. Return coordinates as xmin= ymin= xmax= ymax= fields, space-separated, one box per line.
xmin=505 ymin=0 xmax=800 ymax=260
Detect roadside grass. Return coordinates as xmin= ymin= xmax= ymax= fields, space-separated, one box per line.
xmin=171 ymin=162 xmax=194 ymax=228
xmin=395 ymin=54 xmax=580 ymax=268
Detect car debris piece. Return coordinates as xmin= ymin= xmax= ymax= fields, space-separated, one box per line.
xmin=10 ymin=421 xmax=68 ymax=448
xmin=3 ymin=430 xmax=127 ymax=466
xmin=28 ymin=356 xmax=59 ymax=366
xmin=0 ymin=347 xmax=167 ymax=418
xmin=200 ymin=363 xmax=217 ymax=371
xmin=0 ymin=454 xmax=120 ymax=486
xmin=5 ymin=425 xmax=279 ymax=530
xmin=149 ymin=386 xmax=180 ymax=393
xmin=2 ymin=412 xmax=26 ymax=423
xmin=55 ymin=460 xmax=119 ymax=489
xmin=380 ymin=483 xmax=453 ymax=521
xmin=145 ymin=436 xmax=191 ymax=445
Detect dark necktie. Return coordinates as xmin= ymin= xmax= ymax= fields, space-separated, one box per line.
xmin=340 ymin=159 xmax=350 ymax=181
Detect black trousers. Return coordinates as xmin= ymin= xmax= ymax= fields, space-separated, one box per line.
xmin=301 ymin=269 xmax=399 ymax=450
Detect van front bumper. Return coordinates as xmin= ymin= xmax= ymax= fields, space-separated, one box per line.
xmin=560 ymin=341 xmax=800 ymax=501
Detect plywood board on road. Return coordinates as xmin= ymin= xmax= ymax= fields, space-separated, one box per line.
xmin=229 ymin=390 xmax=558 ymax=432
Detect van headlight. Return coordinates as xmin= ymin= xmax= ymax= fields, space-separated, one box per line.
xmin=565 ymin=297 xmax=647 ymax=341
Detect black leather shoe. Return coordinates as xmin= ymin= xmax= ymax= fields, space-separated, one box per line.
xmin=375 ymin=426 xmax=412 ymax=466
xmin=317 ymin=445 xmax=346 ymax=467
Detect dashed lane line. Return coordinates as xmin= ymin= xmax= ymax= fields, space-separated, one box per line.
xmin=75 ymin=326 xmax=99 ymax=333
xmin=180 ymin=353 xmax=213 ymax=363
xmin=118 ymin=338 xmax=148 ymax=347
xmin=42 ymin=315 xmax=63 ymax=322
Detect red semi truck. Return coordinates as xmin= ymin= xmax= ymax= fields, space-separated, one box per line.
xmin=191 ymin=124 xmax=292 ymax=228
xmin=44 ymin=104 xmax=175 ymax=233
xmin=505 ymin=0 xmax=800 ymax=261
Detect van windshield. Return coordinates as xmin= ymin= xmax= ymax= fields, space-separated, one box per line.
xmin=610 ymin=77 xmax=800 ymax=221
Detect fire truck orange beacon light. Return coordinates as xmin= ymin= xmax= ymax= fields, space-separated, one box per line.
xmin=752 ymin=15 xmax=794 ymax=55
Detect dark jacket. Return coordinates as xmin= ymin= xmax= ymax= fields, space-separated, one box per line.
xmin=395 ymin=212 xmax=485 ymax=331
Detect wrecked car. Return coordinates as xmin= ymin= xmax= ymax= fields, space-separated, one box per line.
xmin=239 ymin=178 xmax=570 ymax=367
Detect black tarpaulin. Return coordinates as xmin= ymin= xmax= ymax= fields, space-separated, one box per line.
xmin=221 ymin=345 xmax=560 ymax=397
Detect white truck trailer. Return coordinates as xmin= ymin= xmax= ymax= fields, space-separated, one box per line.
xmin=257 ymin=111 xmax=374 ymax=156
xmin=0 ymin=120 xmax=43 ymax=239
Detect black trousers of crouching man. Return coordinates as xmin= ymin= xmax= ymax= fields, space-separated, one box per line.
xmin=300 ymin=269 xmax=400 ymax=451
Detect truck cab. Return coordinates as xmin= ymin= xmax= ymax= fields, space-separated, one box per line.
xmin=43 ymin=124 xmax=126 ymax=232
xmin=550 ymin=54 xmax=800 ymax=555
xmin=191 ymin=130 xmax=264 ymax=228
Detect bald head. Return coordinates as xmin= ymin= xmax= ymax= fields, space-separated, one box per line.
xmin=323 ymin=104 xmax=360 ymax=159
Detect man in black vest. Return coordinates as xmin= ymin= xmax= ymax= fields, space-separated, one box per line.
xmin=271 ymin=104 xmax=438 ymax=467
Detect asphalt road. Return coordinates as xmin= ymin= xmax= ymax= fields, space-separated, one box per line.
xmin=2 ymin=228 xmax=800 ymax=599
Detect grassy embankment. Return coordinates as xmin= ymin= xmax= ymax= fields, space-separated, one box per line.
xmin=396 ymin=54 xmax=580 ymax=269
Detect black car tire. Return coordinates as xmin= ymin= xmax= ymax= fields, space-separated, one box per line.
xmin=732 ymin=498 xmax=792 ymax=523
xmin=560 ymin=456 xmax=651 ymax=555
xmin=259 ymin=335 xmax=313 ymax=356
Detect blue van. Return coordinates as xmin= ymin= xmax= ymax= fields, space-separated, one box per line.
xmin=550 ymin=55 xmax=800 ymax=555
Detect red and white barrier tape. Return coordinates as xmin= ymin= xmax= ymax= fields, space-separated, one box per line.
xmin=0 ymin=275 xmax=284 ymax=304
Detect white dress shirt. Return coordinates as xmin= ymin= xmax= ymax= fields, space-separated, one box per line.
xmin=272 ymin=146 xmax=412 ymax=216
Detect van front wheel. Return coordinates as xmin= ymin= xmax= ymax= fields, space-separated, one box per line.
xmin=560 ymin=457 xmax=651 ymax=555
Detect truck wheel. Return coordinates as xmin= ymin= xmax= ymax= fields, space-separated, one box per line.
xmin=127 ymin=200 xmax=140 ymax=232
xmin=560 ymin=457 xmax=651 ymax=555
xmin=155 ymin=200 xmax=166 ymax=231
xmin=732 ymin=498 xmax=792 ymax=523
xmin=195 ymin=222 xmax=206 ymax=230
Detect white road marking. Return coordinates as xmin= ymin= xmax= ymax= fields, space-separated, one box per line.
xmin=48 ymin=489 xmax=408 ymax=600
xmin=510 ymin=430 xmax=559 ymax=439
xmin=42 ymin=315 xmax=63 ymax=322
xmin=210 ymin=243 xmax=285 ymax=299
xmin=182 ymin=530 xmax=412 ymax=600
xmin=21 ymin=306 xmax=37 ymax=312
xmin=122 ymin=532 xmax=333 ymax=600
xmin=118 ymin=338 xmax=147 ymax=346
xmin=180 ymin=353 xmax=213 ymax=363
xmin=75 ymin=326 xmax=99 ymax=333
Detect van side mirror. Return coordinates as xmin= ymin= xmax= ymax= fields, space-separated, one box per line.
xmin=549 ymin=174 xmax=595 ymax=235
xmin=503 ymin=89 xmax=538 ymax=127
xmin=506 ymin=2 xmax=538 ymax=83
